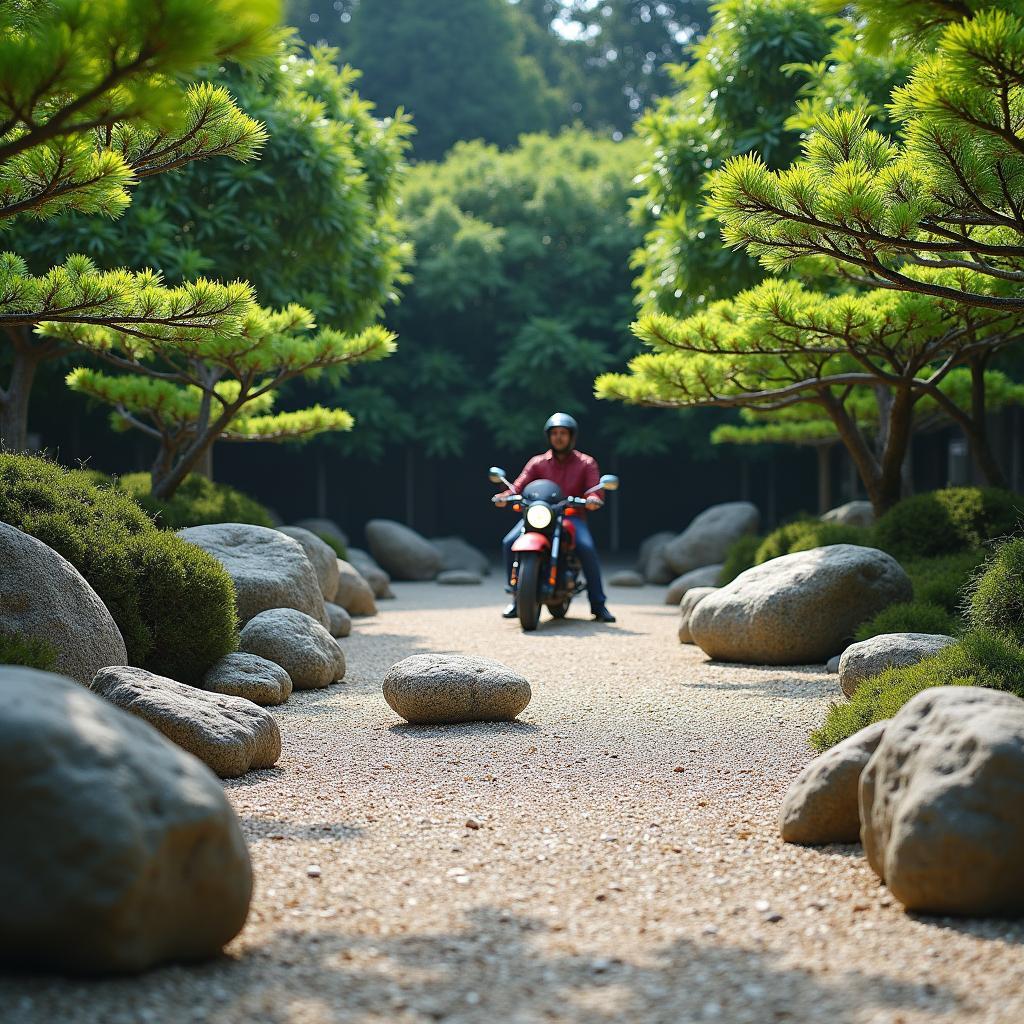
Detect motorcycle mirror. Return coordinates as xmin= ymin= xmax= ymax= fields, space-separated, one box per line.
xmin=488 ymin=466 xmax=508 ymax=484
xmin=599 ymin=474 xmax=620 ymax=491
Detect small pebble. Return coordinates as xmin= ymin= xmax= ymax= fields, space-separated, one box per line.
xmin=306 ymin=864 xmax=321 ymax=878
xmin=465 ymin=817 xmax=482 ymax=830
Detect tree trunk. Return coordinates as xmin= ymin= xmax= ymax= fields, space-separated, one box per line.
xmin=964 ymin=358 xmax=1007 ymax=487
xmin=876 ymin=385 xmax=915 ymax=514
xmin=0 ymin=336 xmax=43 ymax=452
xmin=815 ymin=444 xmax=831 ymax=514
xmin=195 ymin=444 xmax=213 ymax=480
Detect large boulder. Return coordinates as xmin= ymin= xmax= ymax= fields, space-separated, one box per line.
xmin=239 ymin=607 xmax=345 ymax=690
xmin=366 ymin=519 xmax=442 ymax=581
xmin=335 ymin=558 xmax=378 ymax=616
xmin=838 ymin=633 xmax=956 ymax=698
xmin=178 ymin=523 xmax=327 ymax=626
xmin=0 ymin=522 xmax=127 ymax=686
xmin=432 ymin=536 xmax=491 ymax=576
xmin=821 ymin=500 xmax=875 ymax=528
xmin=276 ymin=525 xmax=340 ymax=602
xmin=689 ymin=545 xmax=912 ymax=664
xmin=663 ymin=502 xmax=760 ymax=576
xmin=779 ymin=721 xmax=887 ymax=845
xmin=383 ymin=654 xmax=531 ymax=725
xmin=92 ymin=666 xmax=281 ymax=779
xmin=639 ymin=531 xmax=676 ymax=584
xmin=0 ymin=667 xmax=251 ymax=974
xmin=292 ymin=516 xmax=349 ymax=551
xmin=860 ymin=686 xmax=1024 ymax=915
xmin=348 ymin=547 xmax=395 ymax=599
xmin=201 ymin=652 xmax=293 ymax=706
xmin=666 ymin=564 xmax=723 ymax=606
xmin=678 ymin=586 xmax=717 ymax=644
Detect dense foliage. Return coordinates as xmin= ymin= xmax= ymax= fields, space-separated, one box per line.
xmin=0 ymin=630 xmax=57 ymax=672
xmin=969 ymin=539 xmax=1024 ymax=646
xmin=852 ymin=601 xmax=958 ymax=645
xmin=119 ymin=473 xmax=275 ymax=530
xmin=0 ymin=454 xmax=238 ymax=682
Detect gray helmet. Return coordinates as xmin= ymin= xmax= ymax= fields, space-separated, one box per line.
xmin=544 ymin=412 xmax=578 ymax=444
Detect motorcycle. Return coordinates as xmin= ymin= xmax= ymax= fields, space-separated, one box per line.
xmin=489 ymin=466 xmax=620 ymax=631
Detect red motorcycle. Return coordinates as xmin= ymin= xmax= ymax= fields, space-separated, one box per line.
xmin=489 ymin=466 xmax=619 ymax=631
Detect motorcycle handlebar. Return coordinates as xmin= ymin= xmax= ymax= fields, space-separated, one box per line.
xmin=491 ymin=494 xmax=600 ymax=509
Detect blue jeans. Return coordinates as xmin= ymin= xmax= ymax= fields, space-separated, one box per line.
xmin=502 ymin=517 xmax=607 ymax=611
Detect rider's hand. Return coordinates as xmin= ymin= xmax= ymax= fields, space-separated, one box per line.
xmin=493 ymin=495 xmax=508 ymax=508
xmin=585 ymin=496 xmax=604 ymax=510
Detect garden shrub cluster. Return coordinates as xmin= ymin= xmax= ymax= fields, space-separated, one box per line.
xmin=0 ymin=454 xmax=238 ymax=682
xmin=969 ymin=538 xmax=1024 ymax=645
xmin=118 ymin=472 xmax=274 ymax=530
xmin=0 ymin=629 xmax=57 ymax=671
xmin=852 ymin=601 xmax=958 ymax=645
xmin=753 ymin=519 xmax=868 ymax=565
xmin=718 ymin=534 xmax=762 ymax=585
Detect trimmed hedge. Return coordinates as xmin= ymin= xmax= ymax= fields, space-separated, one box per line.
xmin=904 ymin=550 xmax=986 ymax=614
xmin=853 ymin=600 xmax=957 ymax=644
xmin=718 ymin=533 xmax=762 ymax=585
xmin=872 ymin=486 xmax=1024 ymax=560
xmin=0 ymin=454 xmax=237 ymax=682
xmin=812 ymin=628 xmax=1024 ymax=750
xmin=969 ymin=537 xmax=1024 ymax=644
xmin=119 ymin=472 xmax=274 ymax=530
xmin=754 ymin=519 xmax=868 ymax=565
xmin=0 ymin=629 xmax=57 ymax=671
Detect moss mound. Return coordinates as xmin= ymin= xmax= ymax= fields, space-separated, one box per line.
xmin=119 ymin=472 xmax=274 ymax=530
xmin=812 ymin=628 xmax=1024 ymax=751
xmin=853 ymin=600 xmax=957 ymax=644
xmin=0 ymin=629 xmax=57 ymax=671
xmin=754 ymin=519 xmax=868 ymax=565
xmin=0 ymin=454 xmax=237 ymax=681
xmin=872 ymin=486 xmax=1024 ymax=560
xmin=969 ymin=537 xmax=1024 ymax=644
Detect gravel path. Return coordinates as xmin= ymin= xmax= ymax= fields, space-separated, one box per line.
xmin=5 ymin=579 xmax=1024 ymax=1023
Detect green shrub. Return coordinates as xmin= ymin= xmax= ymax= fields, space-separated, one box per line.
xmin=812 ymin=628 xmax=1024 ymax=750
xmin=871 ymin=487 xmax=1024 ymax=560
xmin=0 ymin=454 xmax=237 ymax=681
xmin=718 ymin=533 xmax=762 ymax=584
xmin=754 ymin=519 xmax=868 ymax=565
xmin=313 ymin=530 xmax=348 ymax=560
xmin=904 ymin=550 xmax=986 ymax=613
xmin=118 ymin=472 xmax=274 ymax=530
xmin=969 ymin=537 xmax=1024 ymax=644
xmin=0 ymin=629 xmax=57 ymax=671
xmin=853 ymin=600 xmax=957 ymax=644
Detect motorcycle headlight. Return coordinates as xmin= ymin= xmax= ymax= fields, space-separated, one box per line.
xmin=526 ymin=503 xmax=553 ymax=529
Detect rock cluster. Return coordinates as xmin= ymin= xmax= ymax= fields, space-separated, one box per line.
xmin=239 ymin=607 xmax=346 ymax=690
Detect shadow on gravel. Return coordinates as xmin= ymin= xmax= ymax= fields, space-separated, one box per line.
xmin=512 ymin=619 xmax=645 ymax=638
xmin=238 ymin=817 xmax=365 ymax=843
xmin=388 ymin=720 xmax=542 ymax=738
xmin=223 ymin=906 xmax=963 ymax=1023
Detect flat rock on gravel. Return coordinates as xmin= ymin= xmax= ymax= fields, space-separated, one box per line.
xmin=178 ymin=523 xmax=327 ymax=626
xmin=325 ymin=601 xmax=353 ymax=637
xmin=436 ymin=569 xmax=483 ymax=585
xmin=366 ymin=519 xmax=442 ymax=581
xmin=91 ymin=665 xmax=281 ymax=778
xmin=277 ymin=525 xmax=341 ymax=602
xmin=201 ymin=652 xmax=293 ymax=706
xmin=838 ymin=632 xmax=955 ymax=698
xmin=432 ymin=536 xmax=491 ymax=576
xmin=779 ymin=720 xmax=887 ymax=845
xmin=0 ymin=667 xmax=251 ymax=974
xmin=239 ymin=607 xmax=345 ymax=690
xmin=383 ymin=653 xmax=531 ymax=724
xmin=690 ymin=545 xmax=912 ymax=664
xmin=821 ymin=500 xmax=875 ymax=528
xmin=678 ymin=586 xmax=717 ymax=644
xmin=609 ymin=569 xmax=644 ymax=587
xmin=861 ymin=685 xmax=1024 ymax=915
xmin=334 ymin=558 xmax=378 ymax=616
xmin=666 ymin=564 xmax=723 ymax=605
xmin=0 ymin=522 xmax=127 ymax=685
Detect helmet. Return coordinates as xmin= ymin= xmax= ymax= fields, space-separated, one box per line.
xmin=544 ymin=412 xmax=578 ymax=445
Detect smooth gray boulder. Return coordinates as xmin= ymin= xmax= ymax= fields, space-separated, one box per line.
xmin=239 ymin=607 xmax=345 ymax=690
xmin=639 ymin=531 xmax=676 ymax=584
xmin=689 ymin=545 xmax=912 ymax=664
xmin=780 ymin=721 xmax=887 ymax=845
xmin=839 ymin=633 xmax=955 ymax=698
xmin=293 ymin=516 xmax=349 ymax=551
xmin=325 ymin=600 xmax=352 ymax=638
xmin=432 ymin=536 xmax=491 ymax=576
xmin=277 ymin=525 xmax=340 ymax=602
xmin=663 ymin=502 xmax=760 ymax=576
xmin=201 ymin=652 xmax=292 ymax=706
xmin=826 ymin=654 xmax=842 ymax=674
xmin=366 ymin=519 xmax=442 ymax=581
xmin=0 ymin=668 xmax=252 ymax=974
xmin=437 ymin=569 xmax=483 ymax=585
xmin=348 ymin=547 xmax=394 ymax=600
xmin=0 ymin=522 xmax=127 ymax=685
xmin=178 ymin=523 xmax=327 ymax=626
xmin=383 ymin=654 xmax=531 ymax=725
xmin=678 ymin=586 xmax=717 ymax=644
xmin=860 ymin=686 xmax=1024 ymax=915
xmin=666 ymin=564 xmax=723 ymax=605
xmin=821 ymin=500 xmax=875 ymax=528
xmin=609 ymin=569 xmax=644 ymax=587
xmin=92 ymin=666 xmax=281 ymax=779
xmin=335 ymin=558 xmax=378 ymax=616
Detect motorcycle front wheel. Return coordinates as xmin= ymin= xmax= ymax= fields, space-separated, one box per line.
xmin=516 ymin=553 xmax=543 ymax=632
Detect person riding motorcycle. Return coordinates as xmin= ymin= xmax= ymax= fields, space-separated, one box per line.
xmin=494 ymin=413 xmax=616 ymax=623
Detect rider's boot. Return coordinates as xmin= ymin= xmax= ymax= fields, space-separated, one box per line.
xmin=502 ymin=602 xmax=517 ymax=619
xmin=592 ymin=604 xmax=616 ymax=623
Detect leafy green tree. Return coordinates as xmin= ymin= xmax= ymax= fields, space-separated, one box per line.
xmin=0 ymin=0 xmax=283 ymax=449
xmin=46 ymin=305 xmax=394 ymax=499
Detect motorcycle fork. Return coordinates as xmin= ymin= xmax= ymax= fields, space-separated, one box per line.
xmin=546 ymin=521 xmax=562 ymax=593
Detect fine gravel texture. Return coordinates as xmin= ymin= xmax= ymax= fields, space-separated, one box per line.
xmin=4 ymin=577 xmax=1023 ymax=1023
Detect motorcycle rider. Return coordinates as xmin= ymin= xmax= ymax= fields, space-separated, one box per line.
xmin=494 ymin=413 xmax=616 ymax=623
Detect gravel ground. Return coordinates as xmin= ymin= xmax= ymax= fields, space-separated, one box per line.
xmin=4 ymin=578 xmax=1024 ymax=1023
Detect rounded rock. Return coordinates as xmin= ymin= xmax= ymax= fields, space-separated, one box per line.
xmin=239 ymin=607 xmax=345 ymax=690
xmin=277 ymin=525 xmax=341 ymax=602
xmin=201 ymin=652 xmax=293 ymax=706
xmin=666 ymin=564 xmax=723 ymax=605
xmin=365 ymin=519 xmax=442 ymax=581
xmin=437 ymin=569 xmax=483 ymax=585
xmin=325 ymin=601 xmax=352 ymax=638
xmin=335 ymin=558 xmax=378 ymax=616
xmin=838 ymin=632 xmax=955 ymax=698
